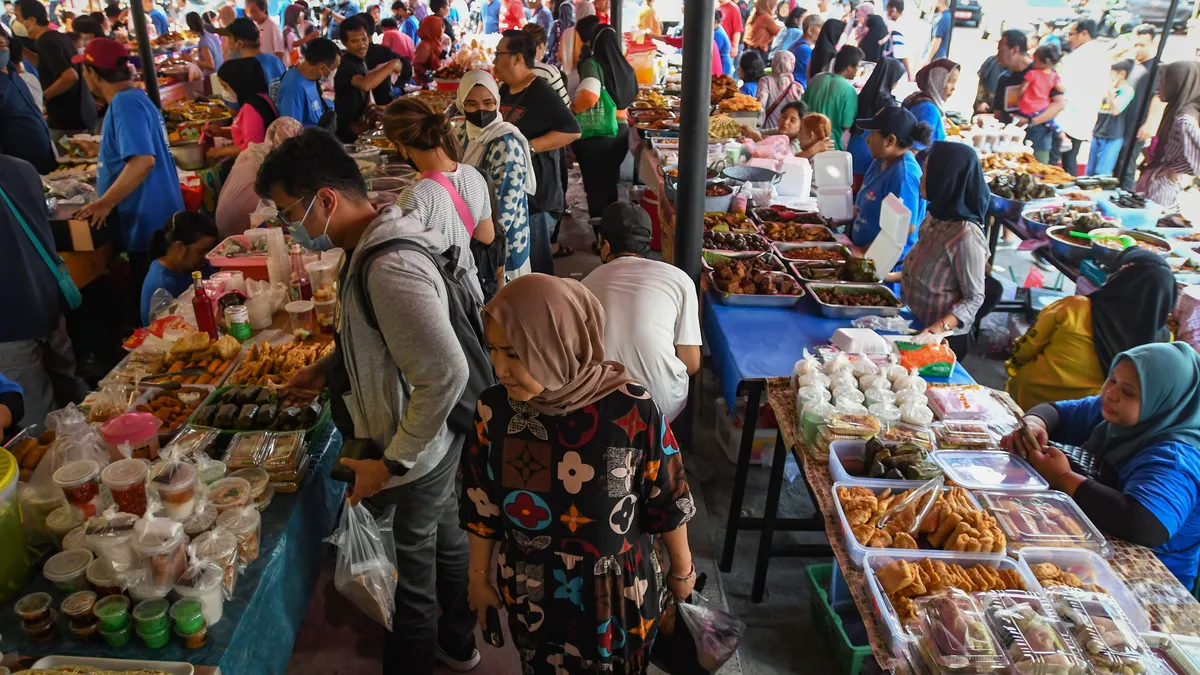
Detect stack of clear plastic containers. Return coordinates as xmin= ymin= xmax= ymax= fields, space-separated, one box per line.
xmin=1017 ymin=547 xmax=1150 ymax=632
xmin=975 ymin=491 xmax=1110 ymax=555
xmin=911 ymin=589 xmax=1005 ymax=674
xmin=1048 ymin=588 xmax=1156 ymax=674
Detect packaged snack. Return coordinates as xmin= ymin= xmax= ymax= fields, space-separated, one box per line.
xmin=895 ymin=340 xmax=957 ymax=378
xmin=933 ymin=421 xmax=998 ymax=451
xmin=263 ymin=431 xmax=306 ymax=471
xmin=927 ymin=385 xmax=993 ymax=420
xmin=85 ymin=509 xmax=139 ymax=574
xmin=163 ymin=427 xmax=219 ymax=458
xmin=1049 ymin=588 xmax=1154 ymax=674
xmin=216 ymin=505 xmax=261 ymax=565
xmin=182 ymin=501 xmax=219 ymax=538
xmin=977 ymin=491 xmax=1110 ymax=555
xmin=869 ymin=403 xmax=901 ymax=427
xmin=797 ymin=385 xmax=833 ymax=409
xmin=100 ymin=458 xmax=149 ymax=516
xmin=193 ymin=527 xmax=239 ymax=595
xmin=150 ymin=454 xmax=198 ymax=520
xmin=833 ymin=400 xmax=869 ymax=415
xmin=832 ymin=385 xmax=866 ymax=404
xmin=268 ymin=453 xmax=310 ymax=484
xmin=900 ymin=403 xmax=936 ymax=427
xmin=174 ymin=558 xmax=226 ymax=625
xmin=892 ymin=369 xmax=928 ymax=393
xmin=823 ymin=352 xmax=853 ymax=376
xmin=223 ymin=431 xmax=269 ymax=469
xmin=797 ymin=371 xmax=831 ymax=390
xmin=979 ymin=590 xmax=1087 ymax=674
xmin=208 ymin=477 xmax=253 ymax=513
xmin=826 ymin=412 xmax=880 ymax=439
xmin=131 ymin=514 xmax=188 ymax=587
xmin=859 ymin=374 xmax=891 ymax=393
xmin=864 ymin=388 xmax=897 ymax=408
xmin=230 ymin=466 xmax=270 ymax=499
xmin=53 ymin=459 xmax=105 ymax=521
xmin=884 ymin=363 xmax=910 ymax=381
xmin=43 ymin=548 xmax=94 ymax=593
xmin=851 ymin=357 xmax=880 ymax=378
xmin=912 ymin=589 xmax=1005 ymax=673
xmin=880 ymin=423 xmax=935 ymax=450
xmin=861 ymin=438 xmax=942 ymax=481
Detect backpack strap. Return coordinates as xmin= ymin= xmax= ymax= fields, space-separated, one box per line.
xmin=422 ymin=170 xmax=476 ymax=238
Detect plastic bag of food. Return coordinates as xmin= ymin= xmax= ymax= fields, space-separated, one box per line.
xmin=193 ymin=526 xmax=240 ymax=596
xmin=927 ymin=384 xmax=992 ymax=420
xmin=891 ymin=368 xmax=928 ymax=393
xmin=822 ymin=352 xmax=853 ymax=376
xmin=326 ymin=500 xmax=398 ymax=630
xmin=29 ymin=405 xmax=110 ymax=501
xmin=899 ymin=402 xmax=935 ymax=427
xmin=851 ymin=315 xmax=913 ymax=333
xmin=676 ymin=596 xmax=745 ymax=672
xmin=744 ymin=134 xmax=793 ymax=160
xmin=132 ymin=511 xmax=189 ymax=589
xmin=894 ymin=338 xmax=957 ymax=378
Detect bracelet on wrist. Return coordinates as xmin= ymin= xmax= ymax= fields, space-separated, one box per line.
xmin=669 ymin=562 xmax=695 ymax=582
xmin=469 ymin=568 xmax=490 ymax=576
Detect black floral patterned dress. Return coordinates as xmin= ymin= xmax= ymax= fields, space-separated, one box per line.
xmin=460 ymin=382 xmax=695 ymax=675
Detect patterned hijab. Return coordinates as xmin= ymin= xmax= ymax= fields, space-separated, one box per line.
xmin=456 ymin=70 xmax=537 ymax=195
xmin=483 ymin=274 xmax=634 ymax=415
xmin=904 ymin=58 xmax=959 ymax=111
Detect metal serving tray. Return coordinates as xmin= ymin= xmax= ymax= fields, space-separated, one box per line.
xmin=706 ymin=270 xmax=805 ymax=307
xmin=808 ymin=282 xmax=904 ymax=319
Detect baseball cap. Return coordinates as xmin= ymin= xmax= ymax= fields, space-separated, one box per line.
xmin=215 ymin=17 xmax=259 ymax=41
xmin=597 ymin=201 xmax=653 ymax=244
xmin=72 ymin=37 xmax=129 ymax=68
xmin=855 ymin=106 xmax=918 ymax=142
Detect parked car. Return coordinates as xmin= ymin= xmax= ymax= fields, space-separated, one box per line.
xmin=953 ymin=0 xmax=984 ymax=26
xmin=1112 ymin=0 xmax=1195 ymax=30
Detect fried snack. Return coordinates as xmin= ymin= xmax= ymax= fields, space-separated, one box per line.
xmin=838 ymin=485 xmax=1005 ymax=554
xmin=708 ymin=114 xmax=745 ymax=140
xmin=877 ymin=558 xmax=1026 ymax=625
xmin=226 ymin=340 xmax=336 ymax=387
xmin=718 ymin=93 xmax=761 ymax=112
xmin=1029 ymin=562 xmax=1109 ymax=594
xmin=710 ymin=74 xmax=738 ymax=103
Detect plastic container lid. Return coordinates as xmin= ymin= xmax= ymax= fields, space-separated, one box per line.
xmin=44 ymin=548 xmax=94 ymax=582
xmin=933 ymin=451 xmax=1049 ymax=491
xmin=912 ymin=589 xmax=1005 ymax=674
xmin=132 ymin=597 xmax=170 ymax=623
xmin=1048 ymin=588 xmax=1152 ymax=672
xmin=86 ymin=558 xmax=119 ymax=588
xmin=151 ymin=460 xmax=198 ymax=495
xmin=183 ymin=502 xmax=219 ymax=537
xmin=194 ymin=528 xmax=238 ymax=560
xmin=978 ymin=590 xmax=1087 ymax=674
xmin=61 ymin=590 xmax=98 ymax=617
xmin=229 ymin=467 xmax=269 ymax=498
xmin=1017 ymin=547 xmax=1150 ymax=633
xmin=15 ymin=592 xmax=53 ymax=619
xmin=62 ymin=525 xmax=90 ymax=552
xmin=285 ymin=300 xmax=315 ymax=314
xmin=53 ymin=459 xmax=101 ymax=488
xmin=46 ymin=504 xmax=81 ymax=534
xmin=101 ymin=412 xmax=161 ymax=445
xmin=101 ymin=458 xmax=149 ymax=489
xmin=216 ymin=505 xmax=261 ymax=535
xmin=976 ymin=490 xmax=1110 ymax=555
xmin=132 ymin=517 xmax=185 ymax=555
xmin=93 ymin=593 xmax=130 ymax=620
xmin=209 ymin=477 xmax=252 ymax=510
xmin=85 ymin=511 xmax=138 ymax=544
xmin=254 ymin=483 xmax=275 ymax=511
xmin=171 ymin=598 xmax=205 ymax=622
xmin=305 ymin=260 xmax=335 ymax=276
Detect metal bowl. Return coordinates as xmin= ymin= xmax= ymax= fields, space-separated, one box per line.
xmin=722 ymin=165 xmax=781 ymax=185
xmin=990 ymin=192 xmax=1058 ymax=225
xmin=169 ymin=140 xmax=205 ymax=171
xmin=1019 ymin=204 xmax=1061 ymax=240
xmin=1087 ymin=227 xmax=1173 ymax=269
xmin=1046 ymin=226 xmax=1092 ymax=265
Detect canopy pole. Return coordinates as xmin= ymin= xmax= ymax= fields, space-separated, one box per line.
xmin=1114 ymin=4 xmax=1178 ymax=185
xmin=130 ymin=0 xmax=161 ymax=108
xmin=675 ymin=0 xmax=714 ymax=287
xmin=943 ymin=0 xmax=958 ymax=57
xmin=610 ymin=0 xmax=622 ymax=33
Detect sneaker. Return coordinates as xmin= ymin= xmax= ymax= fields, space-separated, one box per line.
xmin=436 ymin=644 xmax=482 ymax=672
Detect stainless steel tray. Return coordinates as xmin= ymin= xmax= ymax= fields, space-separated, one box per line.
xmin=773 ymin=241 xmax=853 ymax=263
xmin=758 ymin=223 xmax=838 ymax=244
xmin=707 ymin=271 xmax=805 ymax=307
xmin=702 ymin=250 xmax=786 ymax=273
xmin=32 ymin=656 xmax=195 ymax=675
xmin=808 ymin=282 xmax=903 ymax=318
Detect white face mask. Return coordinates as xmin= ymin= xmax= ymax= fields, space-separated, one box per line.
xmin=11 ymin=19 xmax=28 ymax=36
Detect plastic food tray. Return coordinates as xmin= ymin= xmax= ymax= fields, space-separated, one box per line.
xmin=760 ymin=224 xmax=838 ymax=244
xmin=774 ymin=241 xmax=854 ymax=263
xmin=808 ymin=282 xmax=904 ymax=319
xmin=32 ymin=656 xmax=194 ymax=675
xmin=832 ymin=480 xmax=984 ymax=567
xmin=705 ymin=271 xmax=805 ymax=307
xmin=1018 ymin=546 xmax=1149 ymax=632
xmin=932 ymin=450 xmax=1049 ymax=492
xmin=749 ymin=206 xmax=828 ymax=226
xmin=1143 ymin=632 xmax=1200 ymax=675
xmin=185 ymin=385 xmax=331 ymax=439
xmin=976 ymin=490 xmax=1110 ymax=556
xmin=701 ymin=250 xmax=784 ymax=273
xmin=976 ymin=590 xmax=1088 ymax=674
xmin=1049 ymin=587 xmax=1156 ymax=673
xmin=862 ymin=549 xmax=1041 ymax=658
xmin=828 ymin=440 xmax=942 ymax=485
xmin=130 ymin=386 xmax=215 ymax=442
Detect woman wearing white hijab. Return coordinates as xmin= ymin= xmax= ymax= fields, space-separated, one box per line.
xmin=454 ymin=69 xmax=537 ymax=281
xmin=559 ymin=0 xmax=596 ymax=98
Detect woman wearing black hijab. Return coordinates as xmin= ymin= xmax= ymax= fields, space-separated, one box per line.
xmin=858 ymin=14 xmax=889 ymax=63
xmin=807 ymin=18 xmax=846 ymax=81
xmin=207 ymin=58 xmax=279 ymax=161
xmin=848 ymin=57 xmax=905 ymax=178
xmin=1091 ymin=249 xmax=1178 ymax=375
xmin=900 ymin=142 xmax=999 ymax=358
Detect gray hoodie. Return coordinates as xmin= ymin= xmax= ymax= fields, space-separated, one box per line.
xmin=336 ymin=205 xmax=473 ymax=488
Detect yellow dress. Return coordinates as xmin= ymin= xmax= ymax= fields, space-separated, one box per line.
xmin=1005 ymin=295 xmax=1106 ymax=411
xmin=637 ymin=6 xmax=661 ymax=34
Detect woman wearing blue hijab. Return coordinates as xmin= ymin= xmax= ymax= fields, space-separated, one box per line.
xmin=1003 ymin=342 xmax=1200 ymax=589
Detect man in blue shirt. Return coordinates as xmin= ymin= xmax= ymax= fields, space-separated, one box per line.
xmin=323 ymin=0 xmax=359 ymax=40
xmin=925 ymin=0 xmax=951 ymax=64
xmin=217 ymin=17 xmax=286 ymax=99
xmin=483 ymin=0 xmax=500 ymax=33
xmin=394 ymin=0 xmax=421 ymax=41
xmin=73 ymin=39 xmax=183 ymax=260
xmin=0 ymin=32 xmax=54 ymax=173
xmin=530 ymin=0 xmax=551 ymax=33
xmin=276 ymin=36 xmax=338 ymax=127
xmin=144 ymin=0 xmax=169 ymax=36
xmin=789 ymin=12 xmax=821 ymax=86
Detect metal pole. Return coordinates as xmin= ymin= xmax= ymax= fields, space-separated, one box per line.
xmin=675 ymin=0 xmax=714 ymax=286
xmin=129 ymin=0 xmax=161 ymax=108
xmin=609 ymin=0 xmax=622 ymax=33
xmin=1114 ymin=4 xmax=1177 ymax=183
xmin=944 ymin=0 xmax=958 ymax=57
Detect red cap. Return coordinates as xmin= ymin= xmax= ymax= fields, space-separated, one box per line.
xmin=71 ymin=37 xmax=129 ymax=68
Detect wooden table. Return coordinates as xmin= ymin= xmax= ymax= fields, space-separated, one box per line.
xmin=763 ymin=377 xmax=1200 ymax=670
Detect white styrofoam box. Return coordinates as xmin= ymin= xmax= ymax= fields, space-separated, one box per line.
xmin=813 ymin=150 xmax=853 ymax=188
xmin=776 ymin=155 xmax=813 ymax=198
xmin=817 ymin=186 xmax=854 ymax=221
xmin=830 ymin=328 xmax=889 ymax=355
xmin=863 ymin=194 xmax=911 ymax=279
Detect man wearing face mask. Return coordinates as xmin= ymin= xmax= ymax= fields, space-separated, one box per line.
xmin=14 ymin=0 xmax=96 ymax=137
xmin=216 ymin=17 xmax=286 ymax=100
xmin=0 ymin=32 xmax=53 ymax=172
xmin=257 ymin=128 xmax=482 ymax=675
xmin=276 ymin=36 xmax=338 ymax=128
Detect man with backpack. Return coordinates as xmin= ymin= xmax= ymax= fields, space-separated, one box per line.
xmin=257 ymin=128 xmax=489 ymax=674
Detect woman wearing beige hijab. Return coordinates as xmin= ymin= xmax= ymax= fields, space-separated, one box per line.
xmin=461 ymin=274 xmax=696 ymax=675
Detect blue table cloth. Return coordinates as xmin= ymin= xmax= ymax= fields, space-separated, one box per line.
xmin=0 ymin=424 xmax=345 ymax=675
xmin=703 ymin=292 xmax=977 ymax=407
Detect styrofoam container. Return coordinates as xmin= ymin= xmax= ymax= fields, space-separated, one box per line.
xmin=832 ymin=480 xmax=983 ymax=567
xmin=1018 ymin=547 xmax=1149 ymax=633
xmin=830 ymin=328 xmax=890 ymax=355
xmin=863 ymin=548 xmax=1041 ymax=655
xmin=817 ymin=186 xmax=854 ymax=221
xmin=864 ymin=194 xmax=911 ymax=278
xmin=777 ymin=155 xmax=812 ymax=198
xmin=813 ymin=150 xmax=853 ymax=188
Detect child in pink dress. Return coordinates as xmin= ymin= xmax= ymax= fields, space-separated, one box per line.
xmin=1018 ymin=44 xmax=1067 ymax=150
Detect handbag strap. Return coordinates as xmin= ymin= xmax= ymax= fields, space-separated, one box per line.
xmin=764 ymin=80 xmax=801 ymax=121
xmin=422 ymin=169 xmax=476 ymax=238
xmin=0 ymin=185 xmax=65 ymax=279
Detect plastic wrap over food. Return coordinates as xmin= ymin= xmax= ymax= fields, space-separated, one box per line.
xmin=979 ymin=590 xmax=1087 ymax=675
xmin=1049 ymin=588 xmax=1154 ymax=674
xmin=912 ymin=589 xmax=1005 ymax=674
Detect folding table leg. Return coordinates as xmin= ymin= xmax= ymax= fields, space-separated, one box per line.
xmin=751 ymin=430 xmax=788 ymax=602
xmin=719 ymin=382 xmax=762 ymax=573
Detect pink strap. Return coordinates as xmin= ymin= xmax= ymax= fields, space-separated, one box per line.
xmin=423 ymin=170 xmax=476 ymax=238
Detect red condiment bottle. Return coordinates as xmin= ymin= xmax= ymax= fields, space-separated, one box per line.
xmin=191 ymin=271 xmax=218 ymax=339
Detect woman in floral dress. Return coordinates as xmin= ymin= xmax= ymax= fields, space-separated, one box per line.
xmin=461 ymin=274 xmax=697 ymax=675
xmin=454 ymin=69 xmax=534 ymax=281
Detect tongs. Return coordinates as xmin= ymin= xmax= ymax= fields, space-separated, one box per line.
xmin=876 ymin=475 xmax=944 ymax=533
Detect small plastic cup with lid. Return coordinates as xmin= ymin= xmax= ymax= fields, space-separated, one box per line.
xmin=313 ymin=298 xmax=337 ymax=335
xmin=285 ymin=300 xmax=316 ymax=340
xmin=62 ymin=524 xmax=91 ymax=552
xmin=170 ymin=598 xmax=207 ymax=634
xmin=86 ymin=558 xmax=123 ymax=597
xmin=21 ymin=609 xmax=59 ymax=642
xmin=46 ymin=504 xmax=82 ymax=547
xmin=183 ymin=501 xmax=219 ymax=538
xmin=151 ymin=460 xmax=198 ymax=520
xmin=15 ymin=591 xmax=53 ymax=624
xmin=101 ymin=412 xmax=162 ymax=461
xmin=67 ymin=619 xmax=100 ymax=641
xmin=138 ymin=622 xmax=171 ymax=649
xmin=61 ymin=590 xmax=99 ymax=628
xmin=864 ymin=387 xmax=897 ymax=408
xmin=869 ymin=402 xmax=902 ymax=427
xmin=93 ymin=593 xmax=131 ymax=631
xmin=209 ymin=476 xmax=253 ymax=513
xmin=43 ymin=548 xmax=94 ymax=593
xmin=132 ymin=516 xmax=188 ymax=587
xmin=229 ymin=466 xmax=269 ymax=500
xmin=178 ymin=622 xmax=210 ymax=649
xmin=101 ymin=458 xmax=149 ymax=516
xmin=99 ymin=620 xmax=134 ymax=647
xmin=305 ymin=259 xmax=337 ymax=300
xmin=802 ymin=401 xmax=836 ymax=444
xmin=194 ymin=528 xmax=240 ymax=594
xmin=174 ymin=559 xmax=226 ymax=625
xmin=86 ymin=510 xmax=139 ymax=573
xmin=53 ymin=460 xmax=104 ymax=521
xmin=132 ymin=597 xmax=171 ymax=634
xmin=216 ymin=506 xmax=262 ymax=565
xmin=254 ymin=483 xmax=275 ymax=511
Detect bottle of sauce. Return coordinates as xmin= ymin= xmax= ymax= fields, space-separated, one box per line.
xmin=191 ymin=272 xmax=218 ymax=339
xmin=288 ymin=243 xmax=312 ymax=301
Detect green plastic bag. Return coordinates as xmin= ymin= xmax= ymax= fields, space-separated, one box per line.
xmin=577 ymin=67 xmax=618 ymax=139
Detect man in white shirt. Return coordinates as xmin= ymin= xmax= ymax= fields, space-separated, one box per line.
xmin=245 ymin=0 xmax=287 ymax=64
xmin=884 ymin=0 xmax=926 ymax=80
xmin=1055 ymin=19 xmax=1108 ymax=176
xmin=582 ymin=202 xmax=702 ymax=422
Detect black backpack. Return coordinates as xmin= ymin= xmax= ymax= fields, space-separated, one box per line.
xmin=336 ymin=239 xmax=496 ymax=440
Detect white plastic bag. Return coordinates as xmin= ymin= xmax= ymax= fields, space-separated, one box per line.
xmin=677 ymin=596 xmax=746 ymax=672
xmin=326 ymin=500 xmax=398 ymax=630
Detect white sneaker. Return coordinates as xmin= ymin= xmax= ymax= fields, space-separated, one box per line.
xmin=436 ymin=645 xmax=482 ymax=672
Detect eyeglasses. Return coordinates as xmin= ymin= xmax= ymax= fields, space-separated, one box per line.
xmin=492 ymin=50 xmax=517 ymax=60
xmin=276 ymin=194 xmax=315 ymax=228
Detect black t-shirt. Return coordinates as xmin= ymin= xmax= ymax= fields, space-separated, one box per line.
xmin=334 ymin=52 xmax=369 ymax=143
xmin=992 ymin=62 xmax=1062 ymax=125
xmin=365 ymin=44 xmax=407 ymax=106
xmin=1121 ymin=61 xmax=1160 ymax=137
xmin=36 ymin=30 xmax=98 ymax=131
xmin=499 ymin=76 xmax=580 ymax=216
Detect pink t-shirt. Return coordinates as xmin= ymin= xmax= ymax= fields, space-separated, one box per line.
xmin=1019 ymin=69 xmax=1061 ymax=117
xmin=381 ymin=29 xmax=415 ymax=59
xmin=231 ymin=95 xmax=276 ymax=149
xmin=257 ymin=17 xmax=287 ymax=61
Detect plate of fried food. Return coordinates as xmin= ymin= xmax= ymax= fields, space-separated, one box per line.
xmin=226 ymin=339 xmax=336 ymax=387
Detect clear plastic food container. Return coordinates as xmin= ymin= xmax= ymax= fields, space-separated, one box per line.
xmin=880 ymin=423 xmax=935 ymax=450
xmin=313 ymin=298 xmax=337 ymax=335
xmin=223 ymin=431 xmax=270 ymax=469
xmin=285 ymin=300 xmax=315 ymax=340
xmin=100 ymin=458 xmax=149 ymax=517
xmin=933 ymin=451 xmax=1049 ymax=492
xmin=216 ymin=506 xmax=261 ymax=565
xmin=978 ymin=590 xmax=1088 ymax=674
xmin=1018 ymin=547 xmax=1150 ymax=633
xmin=833 ymin=480 xmax=985 ymax=567
xmin=932 ymin=421 xmax=998 ymax=451
xmin=263 ymin=431 xmax=306 ymax=471
xmin=85 ymin=511 xmax=139 ymax=574
xmin=131 ymin=518 xmax=188 ymax=587
xmin=62 ymin=524 xmax=90 ymax=552
xmin=45 ymin=504 xmax=81 ymax=547
xmin=194 ymin=528 xmax=239 ymax=595
xmin=53 ymin=459 xmax=104 ymax=521
xmin=1140 ymin=632 xmax=1200 ymax=675
xmin=208 ymin=477 xmax=253 ymax=513
xmin=174 ymin=560 xmax=226 ymax=626
xmin=976 ymin=490 xmax=1110 ymax=556
xmin=229 ymin=466 xmax=270 ymax=499
xmin=912 ymin=589 xmax=1005 ymax=674
xmin=151 ymin=460 xmax=198 ymax=520
xmin=1049 ymin=588 xmax=1154 ymax=674
xmin=43 ymin=548 xmax=94 ymax=593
